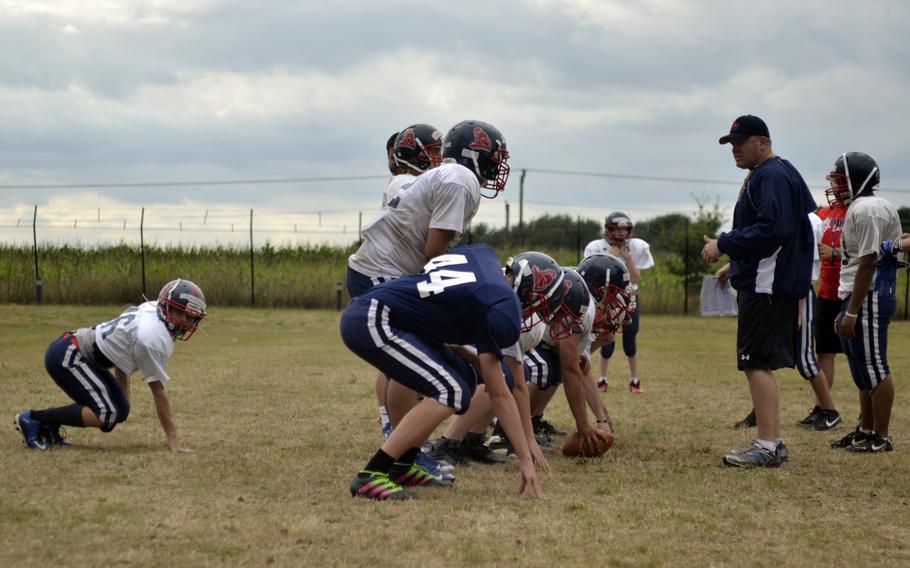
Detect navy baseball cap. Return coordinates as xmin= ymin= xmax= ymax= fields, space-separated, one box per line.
xmin=718 ymin=115 xmax=770 ymax=144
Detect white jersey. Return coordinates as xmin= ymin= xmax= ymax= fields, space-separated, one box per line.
xmin=539 ymin=296 xmax=596 ymax=356
xmin=94 ymin=302 xmax=174 ymax=385
xmin=838 ymin=195 xmax=902 ymax=299
xmin=808 ymin=211 xmax=823 ymax=284
xmin=583 ymin=237 xmax=655 ymax=270
xmin=382 ymin=173 xmax=416 ymax=207
xmin=502 ymin=316 xmax=546 ymax=360
xmin=348 ymin=163 xmax=481 ymax=278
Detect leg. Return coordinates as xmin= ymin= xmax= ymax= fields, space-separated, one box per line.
xmin=817 ymin=353 xmax=836 ymax=392
xmin=745 ymin=368 xmax=780 ymax=442
xmin=871 ymin=375 xmax=894 ymax=436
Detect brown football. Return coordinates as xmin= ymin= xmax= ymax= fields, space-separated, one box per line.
xmin=561 ymin=430 xmax=615 ymax=457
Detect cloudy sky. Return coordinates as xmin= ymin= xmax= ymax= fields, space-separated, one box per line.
xmin=1 ymin=0 xmax=908 ymax=247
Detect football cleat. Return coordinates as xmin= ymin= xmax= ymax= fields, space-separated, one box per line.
xmin=813 ymin=409 xmax=842 ymax=431
xmin=831 ymin=428 xmax=868 ymax=449
xmin=460 ymin=434 xmax=508 ymax=464
xmin=389 ymin=462 xmax=454 ymax=487
xmin=734 ymin=409 xmax=757 ymax=429
xmin=798 ymin=406 xmax=822 ymax=427
xmin=41 ymin=424 xmax=72 ymax=447
xmin=629 ymin=380 xmax=643 ymax=394
xmin=15 ymin=411 xmax=49 ymax=450
xmin=536 ymin=417 xmax=567 ymax=437
xmin=349 ymin=470 xmax=419 ymax=501
xmin=597 ymin=378 xmax=609 ymax=393
xmin=776 ymin=442 xmax=789 ymax=464
xmin=427 ymin=437 xmax=470 ymax=467
xmin=847 ymin=432 xmax=894 ymax=453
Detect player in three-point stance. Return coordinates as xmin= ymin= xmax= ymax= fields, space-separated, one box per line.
xmin=14 ymin=279 xmax=206 ymax=453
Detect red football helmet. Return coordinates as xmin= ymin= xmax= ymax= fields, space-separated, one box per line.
xmin=157 ymin=279 xmax=207 ymax=340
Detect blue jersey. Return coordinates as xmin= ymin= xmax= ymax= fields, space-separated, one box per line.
xmin=718 ymin=156 xmax=816 ymax=298
xmin=360 ymin=243 xmax=521 ymax=357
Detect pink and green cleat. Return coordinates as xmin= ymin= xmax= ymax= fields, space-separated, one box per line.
xmin=349 ymin=470 xmax=419 ymax=501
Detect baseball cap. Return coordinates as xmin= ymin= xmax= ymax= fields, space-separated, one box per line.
xmin=718 ymin=115 xmax=770 ymax=144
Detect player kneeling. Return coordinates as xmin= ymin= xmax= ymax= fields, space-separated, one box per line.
xmin=14 ymin=280 xmax=206 ymax=453
xmin=341 ymin=244 xmax=566 ymax=500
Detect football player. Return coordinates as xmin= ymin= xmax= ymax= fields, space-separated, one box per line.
xmin=14 ymin=279 xmax=206 ymax=452
xmin=341 ymin=245 xmax=564 ymax=500
xmin=346 ymin=120 xmax=510 ymax=475
xmin=523 ymin=262 xmax=629 ymax=453
xmin=829 ymin=152 xmax=902 ymax=453
xmin=584 ymin=212 xmax=654 ymax=393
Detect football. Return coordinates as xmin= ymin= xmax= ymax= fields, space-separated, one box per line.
xmin=561 ymin=430 xmax=614 ymax=457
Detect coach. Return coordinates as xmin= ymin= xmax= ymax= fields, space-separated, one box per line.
xmin=701 ymin=115 xmax=816 ymax=468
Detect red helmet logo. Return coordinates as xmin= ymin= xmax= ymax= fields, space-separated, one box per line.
xmin=469 ymin=127 xmax=492 ymax=152
xmin=563 ymin=280 xmax=573 ymax=294
xmin=399 ymin=128 xmax=417 ymax=150
xmin=532 ymin=266 xmax=558 ymax=292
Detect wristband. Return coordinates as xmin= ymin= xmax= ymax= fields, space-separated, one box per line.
xmin=844 ymin=312 xmax=858 ymax=319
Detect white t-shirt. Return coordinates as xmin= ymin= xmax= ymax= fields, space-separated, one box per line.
xmin=502 ymin=316 xmax=546 ymax=360
xmin=382 ymin=173 xmax=416 ymax=207
xmin=838 ymin=195 xmax=902 ymax=299
xmin=809 ymin=211 xmax=824 ymax=284
xmin=348 ymin=163 xmax=481 ymax=278
xmin=94 ymin=302 xmax=174 ymax=385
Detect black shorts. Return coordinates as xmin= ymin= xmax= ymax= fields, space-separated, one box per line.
xmin=814 ymin=296 xmax=844 ymax=354
xmin=736 ymin=290 xmax=798 ymax=371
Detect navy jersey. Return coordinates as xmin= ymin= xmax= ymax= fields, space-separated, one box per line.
xmin=718 ymin=156 xmax=816 ymax=298
xmin=360 ymin=243 xmax=521 ymax=357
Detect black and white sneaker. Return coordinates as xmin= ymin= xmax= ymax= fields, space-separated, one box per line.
xmin=798 ymin=406 xmax=822 ymax=427
xmin=460 ymin=433 xmax=507 ymax=464
xmin=812 ymin=409 xmax=842 ymax=431
xmin=427 ymin=437 xmax=470 ymax=467
xmin=831 ymin=428 xmax=867 ymax=449
xmin=847 ymin=432 xmax=894 ymax=453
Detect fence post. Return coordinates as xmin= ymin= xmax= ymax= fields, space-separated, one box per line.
xmin=683 ymin=216 xmax=689 ymax=315
xmin=904 ymin=268 xmax=908 ymax=320
xmin=576 ymin=215 xmax=582 ymax=264
xmin=32 ymin=205 xmax=41 ymax=305
xmin=249 ymin=208 xmax=255 ymax=306
xmin=519 ymin=169 xmax=526 ymax=229
xmin=140 ymin=207 xmax=147 ymax=297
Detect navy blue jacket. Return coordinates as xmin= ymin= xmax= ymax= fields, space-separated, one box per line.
xmin=718 ymin=156 xmax=816 ymax=298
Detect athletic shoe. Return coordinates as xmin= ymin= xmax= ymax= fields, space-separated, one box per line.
xmin=41 ymin=424 xmax=72 ymax=447
xmin=722 ymin=441 xmax=782 ymax=468
xmin=415 ymin=450 xmax=455 ymax=483
xmin=798 ymin=406 xmax=822 ymax=427
xmin=776 ymin=442 xmax=789 ymax=464
xmin=847 ymin=432 xmax=894 ymax=453
xmin=389 ymin=462 xmax=454 ymax=487
xmin=15 ymin=411 xmax=48 ymax=450
xmin=350 ymin=470 xmax=419 ymax=500
xmin=537 ymin=417 xmax=567 ymax=437
xmin=427 ymin=437 xmax=470 ymax=467
xmin=488 ymin=434 xmax=517 ymax=457
xmin=381 ymin=421 xmax=393 ymax=440
xmin=597 ymin=378 xmax=609 ymax=393
xmin=812 ymin=409 xmax=842 ymax=431
xmin=535 ymin=433 xmax=554 ymax=450
xmin=460 ymin=434 xmax=508 ymax=464
xmin=831 ymin=428 xmax=868 ymax=449
xmin=629 ymin=380 xmax=643 ymax=394
xmin=733 ymin=409 xmax=757 ymax=429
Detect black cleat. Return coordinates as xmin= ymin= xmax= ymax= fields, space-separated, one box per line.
xmin=847 ymin=432 xmax=894 ymax=453
xmin=798 ymin=406 xmax=822 ymax=427
xmin=733 ymin=409 xmax=757 ymax=429
xmin=812 ymin=409 xmax=842 ymax=431
xmin=831 ymin=428 xmax=867 ymax=449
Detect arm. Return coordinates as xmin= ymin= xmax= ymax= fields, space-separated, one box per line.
xmin=480 ymin=352 xmax=543 ymax=498
xmin=715 ymin=263 xmax=731 ymax=287
xmin=558 ymin=334 xmax=608 ymax=452
xmin=424 ymin=228 xmax=456 ymax=261
xmin=837 ymin=253 xmax=876 ymax=342
xmin=612 ymin=244 xmax=641 ymax=284
xmin=717 ymin=176 xmax=793 ymax=260
xmin=148 ymin=380 xmax=191 ymax=453
xmin=503 ymin=355 xmax=549 ymax=471
xmin=113 ymin=368 xmax=130 ymax=401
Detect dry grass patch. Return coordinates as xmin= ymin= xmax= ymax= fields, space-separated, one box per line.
xmin=1 ymin=306 xmax=909 ymax=567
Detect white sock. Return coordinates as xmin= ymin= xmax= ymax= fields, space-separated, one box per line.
xmin=379 ymin=405 xmax=390 ymax=429
xmin=755 ymin=439 xmax=776 ymax=452
xmin=775 ymin=438 xmax=784 ymax=447
xmin=630 ymin=377 xmax=640 ymax=386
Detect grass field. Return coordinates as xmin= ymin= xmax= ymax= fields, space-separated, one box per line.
xmin=2 ymin=305 xmax=909 ymax=567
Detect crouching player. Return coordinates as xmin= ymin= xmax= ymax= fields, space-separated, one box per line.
xmin=15 ymin=279 xmax=207 ymax=452
xmin=341 ymin=244 xmax=566 ymax=500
